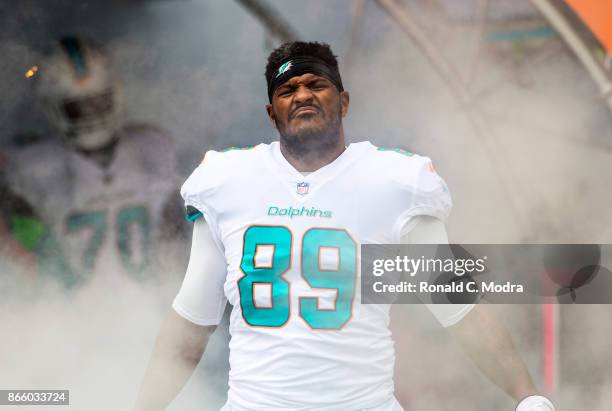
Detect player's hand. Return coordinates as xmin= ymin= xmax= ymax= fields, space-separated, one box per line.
xmin=516 ymin=395 xmax=555 ymax=411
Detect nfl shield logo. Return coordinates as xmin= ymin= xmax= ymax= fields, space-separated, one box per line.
xmin=296 ymin=182 xmax=309 ymax=196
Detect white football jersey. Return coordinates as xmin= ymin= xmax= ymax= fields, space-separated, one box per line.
xmin=177 ymin=141 xmax=458 ymax=410
xmin=4 ymin=125 xmax=179 ymax=285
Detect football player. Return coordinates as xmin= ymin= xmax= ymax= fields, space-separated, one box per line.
xmin=0 ymin=36 xmax=184 ymax=287
xmin=134 ymin=42 xmax=555 ymax=410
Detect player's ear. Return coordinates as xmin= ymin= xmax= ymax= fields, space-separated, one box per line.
xmin=340 ymin=90 xmax=350 ymax=117
xmin=266 ymin=104 xmax=278 ymax=129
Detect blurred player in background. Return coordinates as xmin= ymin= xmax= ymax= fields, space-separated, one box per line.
xmin=0 ymin=36 xmax=185 ymax=288
xmin=135 ymin=41 xmax=554 ymax=410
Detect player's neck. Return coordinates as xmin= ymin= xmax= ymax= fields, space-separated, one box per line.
xmin=76 ymin=135 xmax=119 ymax=169
xmin=280 ymin=131 xmax=346 ymax=173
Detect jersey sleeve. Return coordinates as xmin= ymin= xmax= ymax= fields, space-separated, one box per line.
xmin=173 ymin=219 xmax=228 ymax=325
xmin=400 ymin=215 xmax=474 ymax=328
xmin=2 ymin=143 xmax=63 ymax=211
xmin=391 ymin=155 xmax=452 ymax=243
xmin=180 ymin=150 xmax=224 ymax=252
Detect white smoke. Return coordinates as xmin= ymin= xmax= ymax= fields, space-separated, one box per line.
xmin=1 ymin=1 xmax=611 ymax=410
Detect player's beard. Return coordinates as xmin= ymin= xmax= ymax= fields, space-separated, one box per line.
xmin=277 ymin=101 xmax=342 ymax=161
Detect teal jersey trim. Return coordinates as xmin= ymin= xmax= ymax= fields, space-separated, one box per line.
xmin=185 ymin=211 xmax=203 ymax=222
xmin=376 ymin=147 xmax=414 ymax=156
xmin=185 ymin=205 xmax=204 ymax=222
xmin=220 ymin=145 xmax=255 ymax=153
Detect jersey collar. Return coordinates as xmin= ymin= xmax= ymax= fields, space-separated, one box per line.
xmin=267 ymin=140 xmax=369 ymax=201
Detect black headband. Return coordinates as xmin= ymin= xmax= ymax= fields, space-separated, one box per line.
xmin=267 ymin=56 xmax=344 ymax=102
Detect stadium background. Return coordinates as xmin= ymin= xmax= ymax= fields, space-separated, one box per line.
xmin=1 ymin=0 xmax=611 ymax=410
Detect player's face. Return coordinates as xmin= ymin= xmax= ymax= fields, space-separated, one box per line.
xmin=266 ymin=73 xmax=349 ymax=142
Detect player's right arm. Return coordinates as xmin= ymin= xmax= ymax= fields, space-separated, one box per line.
xmin=134 ymin=218 xmax=227 ymax=411
xmin=133 ymin=311 xmax=216 ymax=411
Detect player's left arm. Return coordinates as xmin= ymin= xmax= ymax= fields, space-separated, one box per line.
xmin=401 ymin=216 xmax=554 ymax=410
xmin=448 ymin=304 xmax=555 ymax=410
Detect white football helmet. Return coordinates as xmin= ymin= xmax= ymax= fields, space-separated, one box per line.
xmin=36 ymin=36 xmax=123 ymax=151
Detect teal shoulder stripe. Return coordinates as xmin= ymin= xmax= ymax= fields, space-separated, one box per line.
xmin=376 ymin=147 xmax=414 ymax=156
xmin=220 ymin=145 xmax=255 ymax=153
xmin=185 ymin=210 xmax=203 ymax=222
